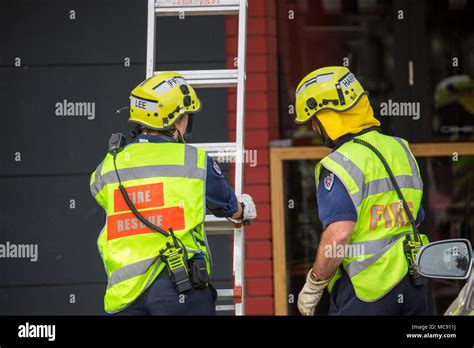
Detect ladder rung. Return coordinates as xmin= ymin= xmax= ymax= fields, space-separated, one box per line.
xmin=154 ymin=69 xmax=238 ymax=88
xmin=155 ymin=0 xmax=239 ymax=16
xmin=204 ymin=215 xmax=235 ymax=235
xmin=216 ymin=305 xmax=236 ymax=312
xmin=217 ymin=289 xmax=234 ymax=297
xmin=192 ymin=142 xmax=237 ymax=161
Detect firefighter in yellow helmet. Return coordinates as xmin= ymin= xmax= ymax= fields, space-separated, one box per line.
xmin=434 ymin=74 xmax=474 ymax=140
xmin=128 ymin=71 xmax=201 ymax=141
xmin=294 ymin=67 xmax=429 ymax=315
xmin=90 ymin=72 xmax=256 ymax=315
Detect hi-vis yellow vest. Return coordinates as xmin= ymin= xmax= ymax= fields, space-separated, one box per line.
xmin=90 ymin=142 xmax=211 ymax=313
xmin=316 ymin=130 xmax=429 ymax=302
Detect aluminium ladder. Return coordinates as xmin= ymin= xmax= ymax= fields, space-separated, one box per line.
xmin=146 ymin=0 xmax=248 ymax=315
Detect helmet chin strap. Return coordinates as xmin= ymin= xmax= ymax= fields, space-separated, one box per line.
xmin=321 ymin=136 xmax=335 ymax=149
xmin=176 ymin=129 xmax=186 ymax=144
xmin=169 ymin=113 xmax=194 ymax=144
xmin=314 ymin=118 xmax=335 ymax=149
xmin=175 ymin=113 xmax=194 ymax=144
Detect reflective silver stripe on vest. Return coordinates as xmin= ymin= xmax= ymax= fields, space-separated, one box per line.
xmin=183 ymin=145 xmax=206 ymax=180
xmin=344 ymin=233 xmax=407 ymax=278
xmin=351 ymin=175 xmax=423 ymax=208
xmin=107 ymin=249 xmax=203 ymax=289
xmin=101 ymin=163 xmax=205 ymax=185
xmin=327 ymin=148 xmax=423 ymax=208
xmin=325 ymin=152 xmax=365 ymax=209
xmin=143 ymin=256 xmax=163 ymax=289
xmin=394 ymin=137 xmax=419 ymax=177
xmin=93 ymin=145 xmax=205 ymax=195
xmin=90 ymin=161 xmax=104 ymax=197
xmin=350 ymin=233 xmax=407 ymax=256
xmin=327 ymin=151 xmax=366 ymax=190
xmin=185 ymin=144 xmax=199 ymax=169
xmin=107 ymin=256 xmax=160 ymax=289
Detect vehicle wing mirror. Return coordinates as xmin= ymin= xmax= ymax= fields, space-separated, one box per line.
xmin=415 ymin=239 xmax=472 ymax=279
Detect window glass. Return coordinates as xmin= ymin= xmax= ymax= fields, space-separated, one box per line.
xmin=277 ymin=0 xmax=474 ymax=144
xmin=283 ymin=156 xmax=474 ymax=315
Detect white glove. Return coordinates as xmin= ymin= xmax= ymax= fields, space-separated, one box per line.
xmin=297 ymin=270 xmax=329 ymax=316
xmin=228 ymin=193 xmax=257 ymax=224
xmin=239 ymin=193 xmax=257 ymax=221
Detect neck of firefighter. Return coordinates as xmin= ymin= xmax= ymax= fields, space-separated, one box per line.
xmin=172 ymin=114 xmax=188 ymax=141
xmin=143 ymin=114 xmax=188 ymax=141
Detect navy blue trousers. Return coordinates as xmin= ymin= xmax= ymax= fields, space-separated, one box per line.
xmin=329 ymin=270 xmax=427 ymax=315
xmin=114 ymin=270 xmax=218 ymax=316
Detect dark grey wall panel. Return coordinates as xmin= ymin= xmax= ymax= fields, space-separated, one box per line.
xmin=0 ymin=175 xmax=105 ymax=286
xmin=0 ymin=65 xmax=141 ymax=176
xmin=155 ymin=16 xmax=226 ymax=69
xmin=0 ymin=285 xmax=105 ymax=315
xmin=207 ymin=235 xmax=232 ymax=281
xmin=0 ymin=1 xmax=225 ymax=68
xmin=0 ymin=0 xmax=147 ymax=66
xmin=187 ymin=89 xmax=228 ymax=143
xmin=0 ymin=67 xmax=227 ymax=175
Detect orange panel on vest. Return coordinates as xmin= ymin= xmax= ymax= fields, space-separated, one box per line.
xmin=114 ymin=183 xmax=164 ymax=212
xmin=107 ymin=206 xmax=185 ymax=240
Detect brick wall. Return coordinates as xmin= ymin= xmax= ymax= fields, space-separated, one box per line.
xmin=225 ymin=0 xmax=279 ymax=315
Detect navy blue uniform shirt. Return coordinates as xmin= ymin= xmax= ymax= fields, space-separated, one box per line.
xmin=133 ymin=134 xmax=238 ymax=218
xmin=317 ymin=127 xmax=424 ymax=228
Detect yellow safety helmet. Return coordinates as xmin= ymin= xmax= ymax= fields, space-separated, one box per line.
xmin=435 ymin=75 xmax=474 ymax=114
xmin=295 ymin=66 xmax=380 ymax=146
xmin=295 ymin=66 xmax=367 ymax=124
xmin=129 ymin=71 xmax=201 ymax=130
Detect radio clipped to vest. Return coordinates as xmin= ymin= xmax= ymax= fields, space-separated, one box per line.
xmin=159 ymin=233 xmax=193 ymax=293
xmin=353 ymin=138 xmax=427 ymax=287
xmin=107 ymin=133 xmax=193 ymax=294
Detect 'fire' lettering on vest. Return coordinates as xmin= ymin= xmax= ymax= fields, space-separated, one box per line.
xmin=370 ymin=205 xmax=384 ymax=230
xmin=127 ymin=190 xmax=151 ymax=205
xmin=114 ymin=183 xmax=164 ymax=212
xmin=369 ymin=202 xmax=414 ymax=230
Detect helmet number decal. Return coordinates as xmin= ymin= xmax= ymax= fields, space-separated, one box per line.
xmin=154 ymin=77 xmax=187 ymax=95
xmin=339 ymin=73 xmax=356 ymax=89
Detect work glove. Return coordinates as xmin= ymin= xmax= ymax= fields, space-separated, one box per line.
xmin=297 ymin=270 xmax=329 ymax=316
xmin=239 ymin=194 xmax=257 ymax=221
xmin=228 ymin=193 xmax=257 ymax=224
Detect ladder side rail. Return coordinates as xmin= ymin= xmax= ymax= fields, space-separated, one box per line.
xmin=146 ymin=0 xmax=156 ymax=78
xmin=147 ymin=0 xmax=249 ymax=315
xmin=232 ymin=0 xmax=248 ymax=316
